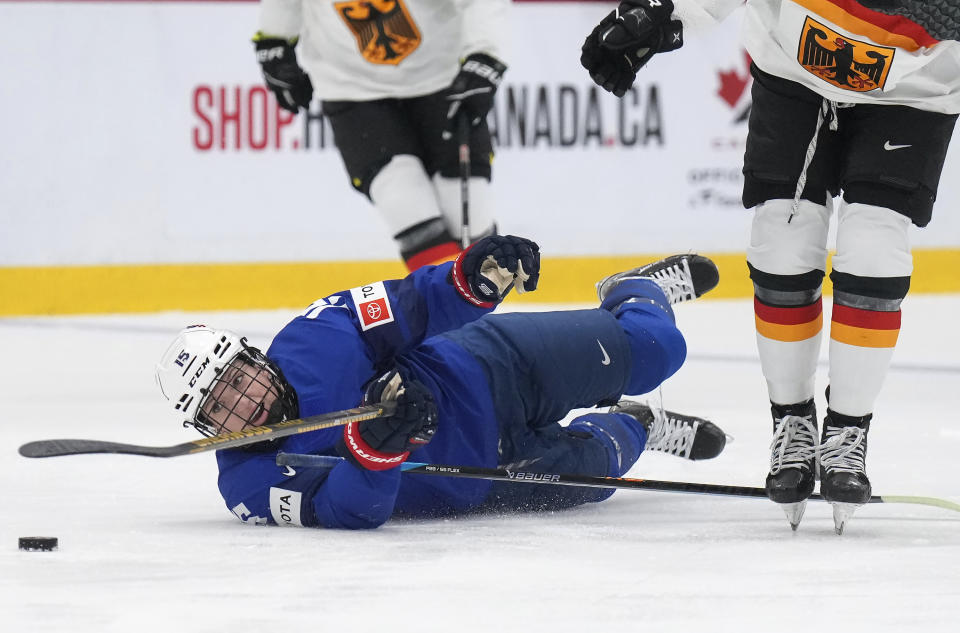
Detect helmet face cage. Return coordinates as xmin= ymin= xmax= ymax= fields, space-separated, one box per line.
xmin=191 ymin=343 xmax=299 ymax=437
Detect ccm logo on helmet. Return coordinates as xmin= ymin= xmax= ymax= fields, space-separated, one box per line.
xmin=188 ymin=357 xmax=211 ymax=387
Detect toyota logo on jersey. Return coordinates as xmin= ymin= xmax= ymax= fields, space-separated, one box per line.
xmin=349 ymin=281 xmax=395 ymax=331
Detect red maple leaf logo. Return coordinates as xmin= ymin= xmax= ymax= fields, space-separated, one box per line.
xmin=717 ymin=50 xmax=753 ymax=108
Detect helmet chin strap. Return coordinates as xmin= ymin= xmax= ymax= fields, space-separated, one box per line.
xmin=186 ymin=414 xmax=218 ymax=438
xmin=263 ymin=398 xmax=287 ymax=427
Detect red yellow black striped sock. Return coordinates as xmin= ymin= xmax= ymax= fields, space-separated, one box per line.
xmin=830 ymin=304 xmax=901 ymax=348
xmin=827 ymin=303 xmax=901 ymax=416
xmin=753 ymin=296 xmax=823 ymax=404
xmin=754 ymin=297 xmax=823 ymax=342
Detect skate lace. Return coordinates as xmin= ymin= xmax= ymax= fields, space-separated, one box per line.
xmin=645 ymin=408 xmax=697 ymax=459
xmin=819 ymin=427 xmax=867 ymax=474
xmin=769 ymin=414 xmax=818 ymax=474
xmin=647 ymin=258 xmax=696 ymax=304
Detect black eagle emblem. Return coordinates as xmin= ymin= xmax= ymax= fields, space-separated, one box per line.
xmin=337 ymin=1 xmax=422 ymax=65
xmin=797 ymin=16 xmax=894 ymax=92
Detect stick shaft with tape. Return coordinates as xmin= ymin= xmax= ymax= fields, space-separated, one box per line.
xmin=19 ymin=404 xmax=395 ymax=458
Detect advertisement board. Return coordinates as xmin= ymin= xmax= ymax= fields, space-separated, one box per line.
xmin=0 ymin=1 xmax=957 ymax=313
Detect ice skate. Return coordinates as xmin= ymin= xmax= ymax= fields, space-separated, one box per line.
xmin=765 ymin=401 xmax=818 ymax=530
xmin=609 ymin=400 xmax=727 ymax=460
xmin=819 ymin=416 xmax=872 ymax=535
xmin=829 ymin=503 xmax=861 ymax=536
xmin=596 ymin=254 xmax=719 ymax=305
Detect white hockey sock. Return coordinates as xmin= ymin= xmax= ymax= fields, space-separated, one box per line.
xmin=755 ymin=300 xmax=823 ymax=405
xmin=433 ymin=175 xmax=496 ymax=241
xmin=828 ymin=332 xmax=897 ymax=417
xmin=369 ymin=155 xmax=443 ymax=237
xmin=747 ymin=198 xmax=831 ymax=406
xmin=827 ymin=202 xmax=911 ymax=417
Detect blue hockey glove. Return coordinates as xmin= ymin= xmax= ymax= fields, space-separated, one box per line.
xmin=338 ymin=368 xmax=438 ymax=471
xmin=442 ymin=52 xmax=507 ymax=140
xmin=451 ymin=235 xmax=540 ymax=307
xmin=581 ymin=0 xmax=683 ymax=97
xmin=253 ymin=33 xmax=314 ymax=113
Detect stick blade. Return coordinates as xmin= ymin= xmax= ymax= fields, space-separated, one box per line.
xmin=19 ymin=439 xmax=167 ymax=458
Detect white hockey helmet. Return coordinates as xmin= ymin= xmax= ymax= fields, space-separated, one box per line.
xmin=156 ymin=325 xmax=298 ymax=436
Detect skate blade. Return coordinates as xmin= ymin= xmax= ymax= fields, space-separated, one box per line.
xmin=779 ymin=500 xmax=807 ymax=531
xmin=831 ymin=502 xmax=863 ymax=535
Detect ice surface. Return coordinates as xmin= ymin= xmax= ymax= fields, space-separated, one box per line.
xmin=2 ymin=297 xmax=958 ymax=632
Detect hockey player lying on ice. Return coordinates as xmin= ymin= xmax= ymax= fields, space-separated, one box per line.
xmin=156 ymin=236 xmax=727 ymax=529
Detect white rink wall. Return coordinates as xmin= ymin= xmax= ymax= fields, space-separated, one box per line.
xmin=2 ymin=0 xmax=959 ymax=269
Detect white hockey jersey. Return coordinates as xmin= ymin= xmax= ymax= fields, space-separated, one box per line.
xmin=675 ymin=0 xmax=960 ymax=113
xmin=258 ymin=0 xmax=509 ymax=101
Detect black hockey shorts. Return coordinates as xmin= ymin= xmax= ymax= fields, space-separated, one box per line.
xmin=743 ymin=64 xmax=958 ymax=227
xmin=322 ymin=90 xmax=494 ymax=198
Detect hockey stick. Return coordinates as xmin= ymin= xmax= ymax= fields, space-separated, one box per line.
xmin=276 ymin=452 xmax=960 ymax=513
xmin=18 ymin=403 xmax=395 ymax=459
xmin=457 ymin=111 xmax=471 ymax=249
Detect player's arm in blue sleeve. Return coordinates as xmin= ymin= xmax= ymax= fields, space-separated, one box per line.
xmin=262 ymin=319 xmax=407 ymax=528
xmin=217 ymin=441 xmax=402 ymax=530
xmin=343 ymin=235 xmax=541 ymax=361
xmin=291 ymin=261 xmax=486 ymax=371
xmin=311 ymin=462 xmax=401 ymax=529
xmin=272 ymin=419 xmax=409 ymax=530
xmin=219 ymin=351 xmax=438 ymax=530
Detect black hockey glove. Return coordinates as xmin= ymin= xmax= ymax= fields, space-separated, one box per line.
xmin=338 ymin=368 xmax=439 ymax=471
xmin=253 ymin=34 xmax=314 ymax=113
xmin=442 ymin=52 xmax=507 ymax=140
xmin=581 ymin=0 xmax=684 ymax=97
xmin=450 ymin=235 xmax=540 ymax=307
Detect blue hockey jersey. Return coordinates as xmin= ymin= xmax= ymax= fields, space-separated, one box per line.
xmin=215 ymin=262 xmax=503 ymax=529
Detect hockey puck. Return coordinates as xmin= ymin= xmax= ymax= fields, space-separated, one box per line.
xmin=18 ymin=537 xmax=58 ymax=552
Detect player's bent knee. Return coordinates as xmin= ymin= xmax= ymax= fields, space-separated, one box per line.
xmin=833 ymin=202 xmax=913 ymax=279
xmin=369 ymin=155 xmax=444 ymax=237
xmin=433 ymin=175 xmax=496 ymax=241
xmin=617 ymin=312 xmax=686 ymax=394
xmin=746 ymin=199 xmax=831 ymax=275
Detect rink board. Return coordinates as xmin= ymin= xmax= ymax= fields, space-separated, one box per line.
xmin=1 ymin=0 xmax=958 ymax=314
